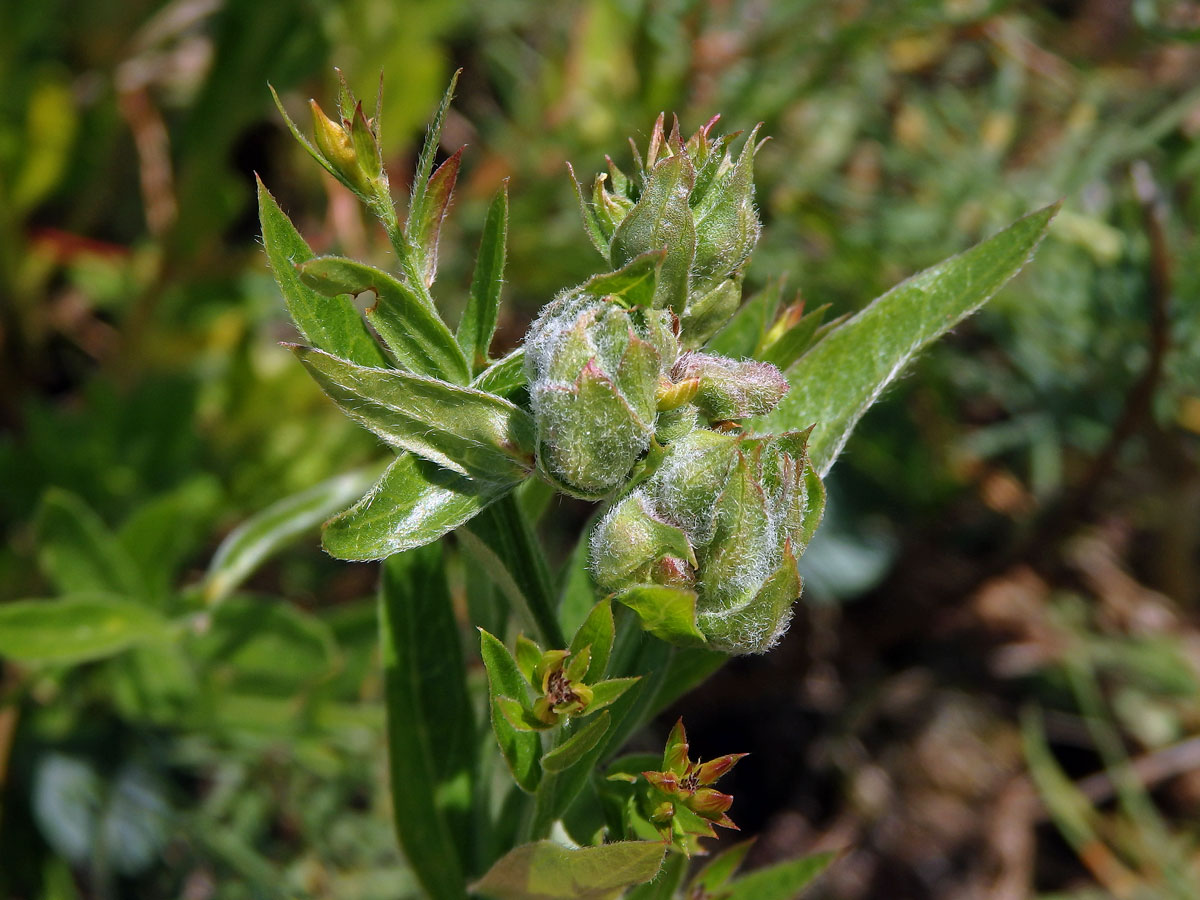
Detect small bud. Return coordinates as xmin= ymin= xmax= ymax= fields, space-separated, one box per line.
xmin=525 ymin=288 xmax=679 ymax=498
xmin=590 ymin=428 xmax=825 ymax=653
xmin=670 ymin=352 xmax=790 ymax=422
xmin=309 ymin=99 xmax=382 ymax=196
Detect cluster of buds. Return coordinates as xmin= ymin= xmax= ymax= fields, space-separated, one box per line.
xmin=521 ymin=115 xmax=826 ymax=654
xmin=493 ymin=633 xmax=638 ymax=732
xmin=611 ymin=718 xmax=745 ymax=855
xmin=574 ymin=115 xmax=762 ymax=347
xmin=591 ymin=428 xmax=823 ymax=654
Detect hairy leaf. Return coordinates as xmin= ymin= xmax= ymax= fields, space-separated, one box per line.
xmin=458 ymin=183 xmax=509 ymax=372
xmin=541 ymin=712 xmax=611 ymax=774
xmin=470 ymin=840 xmax=665 ymax=900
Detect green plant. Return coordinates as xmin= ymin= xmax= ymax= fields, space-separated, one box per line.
xmin=249 ymin=70 xmax=1057 ymax=898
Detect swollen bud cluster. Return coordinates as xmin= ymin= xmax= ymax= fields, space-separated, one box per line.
xmin=575 ymin=115 xmax=761 ymax=348
xmin=522 ymin=116 xmax=826 ymax=654
xmin=591 ymin=428 xmax=823 ymax=654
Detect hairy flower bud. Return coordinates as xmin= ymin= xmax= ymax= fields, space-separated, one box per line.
xmin=309 ymin=99 xmax=384 ymax=197
xmin=525 ymin=287 xmax=679 ymax=498
xmin=575 ymin=115 xmax=761 ymax=346
xmin=590 ymin=428 xmax=824 ymax=653
xmin=669 ymin=352 xmax=790 ymax=423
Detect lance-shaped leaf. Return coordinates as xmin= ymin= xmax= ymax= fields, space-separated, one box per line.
xmin=409 ymin=148 xmax=463 ymax=288
xmin=205 ymin=469 xmax=373 ymax=602
xmin=567 ymin=162 xmax=611 ymax=260
xmin=579 ymin=250 xmax=664 ymax=310
xmin=758 ymin=302 xmax=836 ymax=371
xmin=705 ymin=277 xmax=784 ymax=358
xmin=297 ymin=255 xmax=470 ymax=383
xmin=458 ymin=182 xmax=509 ymax=373
xmin=380 ymin=546 xmax=475 ymax=900
xmin=724 ymin=852 xmax=837 ymax=900
xmin=541 ymin=711 xmax=612 ymax=774
xmin=755 ymin=203 xmax=1059 ymax=475
xmin=611 ymin=154 xmax=696 ymax=313
xmin=0 ymin=595 xmax=172 ymax=665
xmin=256 ymin=177 xmax=389 ymax=368
xmin=321 ymin=454 xmax=517 ymax=561
xmin=290 ymin=346 xmax=536 ymax=483
xmin=35 ymin=489 xmax=146 ymax=601
xmin=408 ymin=71 xmax=459 ymax=253
xmin=470 ymin=840 xmax=666 ymax=900
xmin=479 ymin=628 xmax=542 ymax=792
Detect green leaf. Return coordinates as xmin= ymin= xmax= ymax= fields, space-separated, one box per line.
xmin=256 ymin=177 xmax=389 ymax=368
xmin=724 ymin=852 xmax=837 ymax=900
xmin=460 ymin=495 xmax=565 ymax=648
xmin=204 ymin=470 xmax=373 ymax=603
xmin=321 ymin=454 xmax=515 ymax=561
xmin=755 ymin=203 xmax=1059 ymax=475
xmin=0 ymin=595 xmax=171 ymax=664
xmin=380 ymin=545 xmax=475 ymax=900
xmin=291 ymin=346 xmax=536 ymax=483
xmin=567 ymin=162 xmax=611 ymax=260
xmin=34 ymin=489 xmax=146 ymax=601
xmin=297 ymin=256 xmax=470 ymax=383
xmin=470 ymin=840 xmax=666 ymax=900
xmin=614 ymin=585 xmax=707 ymax=646
xmin=458 ymin=183 xmax=510 ymax=373
xmin=473 ymin=348 xmax=527 ymax=400
xmin=580 ymin=250 xmax=664 ymax=309
xmin=118 ymin=477 xmax=220 ymax=604
xmin=408 ymin=71 xmax=460 ymax=243
xmin=586 ymin=678 xmax=640 ymax=713
xmin=689 ymin=838 xmax=756 ymax=895
xmin=410 ymin=148 xmax=462 ymax=288
xmin=569 ymin=601 xmax=615 ymax=681
xmin=479 ymin=628 xmax=542 ymax=793
xmin=541 ymin=712 xmax=611 ymax=774
xmin=497 ymin=695 xmax=551 ymax=732
xmin=626 ymin=852 xmax=687 ymax=900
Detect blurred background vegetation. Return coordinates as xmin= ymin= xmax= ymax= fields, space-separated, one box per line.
xmin=1 ymin=0 xmax=1198 ymax=897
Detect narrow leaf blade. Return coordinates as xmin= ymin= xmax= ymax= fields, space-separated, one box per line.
xmin=470 ymin=840 xmax=665 ymax=900
xmin=257 ymin=178 xmax=389 ymax=368
xmin=540 ymin=712 xmax=611 ymax=774
xmin=755 ymin=203 xmax=1059 ymax=475
xmin=205 ymin=470 xmax=372 ymax=603
xmin=297 ymin=256 xmax=470 ymax=383
xmin=725 ymin=852 xmax=837 ymax=900
xmin=479 ymin=628 xmax=542 ymax=793
xmin=458 ymin=183 xmax=510 ymax=372
xmin=380 ymin=545 xmax=474 ymax=900
xmin=35 ymin=489 xmax=146 ymax=601
xmin=291 ymin=346 xmax=536 ymax=483
xmin=411 ymin=148 xmax=463 ymax=288
xmin=321 ymin=454 xmax=515 ymax=561
xmin=0 ymin=595 xmax=171 ymax=664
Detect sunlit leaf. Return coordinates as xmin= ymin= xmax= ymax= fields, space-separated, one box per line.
xmin=470 ymin=840 xmax=665 ymax=900
xmin=0 ymin=595 xmax=171 ymax=664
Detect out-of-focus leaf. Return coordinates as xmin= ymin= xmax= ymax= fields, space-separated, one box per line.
xmin=458 ymin=183 xmax=510 ymax=372
xmin=758 ymin=303 xmax=835 ymax=371
xmin=479 ymin=628 xmax=542 ymax=792
xmin=0 ymin=596 xmax=171 ymax=664
xmin=193 ymin=596 xmax=337 ymax=694
xmin=724 ymin=852 xmax=837 ymax=900
xmin=380 ymin=545 xmax=475 ymax=900
xmin=321 ymin=454 xmax=515 ymax=561
xmin=34 ymin=489 xmax=146 ymax=601
xmin=32 ymin=756 xmax=169 ymax=877
xmin=689 ymin=838 xmax=756 ymax=895
xmin=118 ymin=477 xmax=220 ymax=605
xmin=291 ymin=346 xmax=536 ymax=482
xmin=755 ymin=204 xmax=1059 ymax=475
xmin=297 ymin=256 xmax=470 ymax=383
xmin=460 ymin=496 xmax=565 ymax=648
xmin=256 ymin=178 xmax=389 ymax=368
xmin=204 ymin=470 xmax=373 ymax=603
xmin=470 ymin=840 xmax=665 ymax=900
xmin=541 ymin=712 xmax=611 ymax=774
